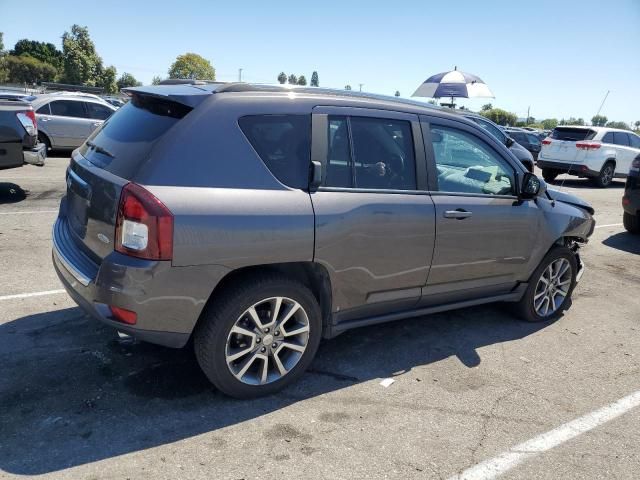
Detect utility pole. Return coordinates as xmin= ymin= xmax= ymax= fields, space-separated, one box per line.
xmin=526 ymin=106 xmax=530 ymax=125
xmin=359 ymin=83 xmax=364 ymax=92
xmin=238 ymin=68 xmax=243 ymax=82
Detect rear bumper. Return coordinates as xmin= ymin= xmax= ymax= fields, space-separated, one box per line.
xmin=52 ymin=215 xmax=228 ymax=348
xmin=23 ymin=142 xmax=46 ymax=167
xmin=537 ymin=159 xmax=599 ymax=177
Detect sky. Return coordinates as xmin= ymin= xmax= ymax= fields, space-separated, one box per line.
xmin=2 ymin=0 xmax=639 ymax=124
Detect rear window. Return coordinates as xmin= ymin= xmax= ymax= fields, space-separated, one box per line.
xmin=239 ymin=115 xmax=311 ymax=189
xmin=550 ymin=127 xmax=596 ymax=142
xmin=78 ymin=94 xmax=191 ymax=179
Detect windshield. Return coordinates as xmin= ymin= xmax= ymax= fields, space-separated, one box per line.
xmin=550 ymin=127 xmax=596 ymax=142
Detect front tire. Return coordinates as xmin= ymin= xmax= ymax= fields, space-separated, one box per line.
xmin=591 ymin=162 xmax=615 ymax=188
xmin=194 ymin=274 xmax=322 ymax=399
xmin=623 ymin=212 xmax=640 ymax=234
xmin=542 ymin=169 xmax=558 ymax=182
xmin=515 ymin=246 xmax=577 ymax=323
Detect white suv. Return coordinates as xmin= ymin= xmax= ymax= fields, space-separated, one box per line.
xmin=538 ymin=126 xmax=640 ymax=187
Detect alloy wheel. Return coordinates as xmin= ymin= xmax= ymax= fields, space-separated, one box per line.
xmin=533 ymin=258 xmax=572 ymax=317
xmin=225 ymin=297 xmax=310 ymax=385
xmin=601 ymin=165 xmax=613 ymax=185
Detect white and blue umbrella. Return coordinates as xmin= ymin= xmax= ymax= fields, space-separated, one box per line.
xmin=412 ymin=67 xmax=494 ymax=100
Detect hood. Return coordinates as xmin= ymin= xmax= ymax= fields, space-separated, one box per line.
xmin=546 ymin=188 xmax=594 ymax=215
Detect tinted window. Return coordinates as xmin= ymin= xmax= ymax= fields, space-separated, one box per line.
xmin=86 ymin=102 xmax=114 ymax=120
xmin=550 ymin=127 xmax=596 ymax=141
xmin=613 ymin=132 xmax=630 ymax=146
xmin=526 ymin=134 xmax=541 ymax=145
xmin=36 ymin=104 xmax=51 ymax=115
xmin=78 ymin=94 xmax=191 ymax=179
xmin=629 ymin=134 xmax=640 ymax=149
xmin=473 ymin=117 xmax=506 ymax=143
xmin=239 ymin=115 xmax=311 ymax=189
xmin=431 ymin=126 xmax=515 ymax=196
xmin=602 ymin=132 xmax=614 ymax=144
xmin=325 ymin=116 xmax=352 ymax=187
xmin=49 ymin=100 xmax=87 ymax=118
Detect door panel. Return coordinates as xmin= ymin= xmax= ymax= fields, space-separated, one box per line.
xmin=47 ymin=100 xmax=93 ymax=147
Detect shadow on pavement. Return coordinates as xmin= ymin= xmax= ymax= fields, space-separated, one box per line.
xmin=0 ymin=182 xmax=28 ymax=204
xmin=0 ymin=304 xmax=553 ymax=475
xmin=602 ymin=232 xmax=640 ymax=255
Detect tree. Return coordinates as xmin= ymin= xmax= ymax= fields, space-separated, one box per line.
xmin=635 ymin=121 xmax=640 ymax=131
xmin=479 ymin=108 xmax=518 ymax=126
xmin=310 ymin=71 xmax=319 ymax=87
xmin=62 ymin=25 xmax=104 ymax=85
xmin=526 ymin=116 xmax=535 ymax=125
xmin=481 ymin=103 xmax=492 ymax=111
xmin=2 ymin=55 xmax=57 ymax=84
xmin=344 ymin=84 xmax=352 ymax=90
xmin=591 ymin=115 xmax=608 ymax=127
xmin=151 ymin=75 xmax=162 ymax=85
xmin=117 ymin=72 xmax=141 ymax=89
xmin=96 ymin=65 xmax=117 ymax=94
xmin=394 ymin=90 xmax=400 ymax=97
xmin=297 ymin=75 xmax=307 ymax=86
xmin=606 ymin=121 xmax=630 ymax=130
xmin=168 ymin=53 xmax=215 ymax=80
xmin=0 ymin=33 xmax=7 ymax=83
xmin=11 ymin=39 xmax=63 ymax=73
xmin=559 ymin=117 xmax=584 ymax=126
xmin=541 ymin=118 xmax=558 ymax=130
xmin=277 ymin=72 xmax=287 ymax=84
xmin=0 ymin=32 xmax=4 ymax=52
xmin=287 ymin=74 xmax=297 ymax=84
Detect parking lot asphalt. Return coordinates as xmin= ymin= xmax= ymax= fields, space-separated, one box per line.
xmin=1 ymin=156 xmax=638 ymax=480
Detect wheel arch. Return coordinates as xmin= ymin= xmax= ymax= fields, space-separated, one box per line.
xmin=38 ymin=130 xmax=53 ymax=149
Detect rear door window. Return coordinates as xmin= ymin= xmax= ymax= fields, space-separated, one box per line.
xmin=629 ymin=134 xmax=640 ymax=149
xmin=602 ymin=132 xmax=614 ymax=144
xmin=613 ymin=132 xmax=630 ymax=146
xmin=49 ymin=100 xmax=87 ymax=118
xmin=36 ymin=104 xmax=51 ymax=115
xmin=239 ymin=115 xmax=311 ymax=189
xmin=551 ymin=127 xmax=596 ymax=141
xmin=78 ymin=94 xmax=192 ymax=179
xmin=85 ymin=102 xmax=114 ymax=120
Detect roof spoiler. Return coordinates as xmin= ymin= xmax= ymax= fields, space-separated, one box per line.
xmin=122 ymin=84 xmax=223 ymax=109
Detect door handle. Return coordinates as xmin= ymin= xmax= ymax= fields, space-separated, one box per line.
xmin=92 ymin=122 xmax=101 ymax=127
xmin=443 ymin=209 xmax=473 ymax=220
xmin=41 ymin=117 xmax=50 ymax=122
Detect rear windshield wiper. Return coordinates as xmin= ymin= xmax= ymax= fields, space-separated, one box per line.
xmin=86 ymin=140 xmax=114 ymax=158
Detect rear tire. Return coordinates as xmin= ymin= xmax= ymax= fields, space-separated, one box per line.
xmin=591 ymin=162 xmax=615 ymax=188
xmin=38 ymin=132 xmax=51 ymax=151
xmin=542 ymin=169 xmax=558 ymax=182
xmin=623 ymin=212 xmax=640 ymax=234
xmin=194 ymin=274 xmax=322 ymax=399
xmin=515 ymin=246 xmax=577 ymax=323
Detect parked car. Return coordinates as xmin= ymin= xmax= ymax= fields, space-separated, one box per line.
xmin=505 ymin=128 xmax=542 ymax=161
xmin=622 ymin=156 xmax=640 ymax=233
xmin=52 ymin=84 xmax=595 ymax=398
xmin=0 ymin=96 xmax=46 ymax=170
xmin=30 ymin=92 xmax=117 ymax=150
xmin=103 ymin=96 xmax=126 ymax=108
xmin=538 ymin=126 xmax=640 ymax=187
xmin=457 ymin=112 xmax=534 ymax=172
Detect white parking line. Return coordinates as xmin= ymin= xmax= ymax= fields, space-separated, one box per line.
xmin=594 ymin=223 xmax=623 ymax=229
xmin=0 ymin=210 xmax=58 ymax=215
xmin=0 ymin=289 xmax=66 ymax=301
xmin=448 ymin=389 xmax=640 ymax=480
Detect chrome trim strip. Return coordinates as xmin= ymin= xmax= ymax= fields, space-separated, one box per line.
xmin=52 ymin=223 xmax=92 ymax=287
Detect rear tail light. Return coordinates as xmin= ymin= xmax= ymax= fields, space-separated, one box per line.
xmin=16 ymin=110 xmax=37 ymax=136
xmin=541 ymin=138 xmax=552 ymax=145
xmin=115 ymin=183 xmax=173 ymax=260
xmin=109 ymin=306 xmax=137 ymax=325
xmin=575 ymin=141 xmax=601 ymax=150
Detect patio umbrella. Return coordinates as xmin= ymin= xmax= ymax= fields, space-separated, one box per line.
xmin=412 ymin=67 xmax=494 ymax=106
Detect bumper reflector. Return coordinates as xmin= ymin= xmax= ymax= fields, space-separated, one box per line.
xmin=109 ymin=306 xmax=137 ymax=325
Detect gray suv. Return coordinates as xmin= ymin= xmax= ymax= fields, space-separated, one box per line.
xmin=31 ymin=92 xmax=116 ymax=150
xmin=52 ymin=84 xmax=595 ymax=398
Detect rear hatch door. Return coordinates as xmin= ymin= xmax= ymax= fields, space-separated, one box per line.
xmin=542 ymin=127 xmax=596 ymax=162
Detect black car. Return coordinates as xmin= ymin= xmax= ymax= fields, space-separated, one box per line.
xmin=505 ymin=129 xmax=542 ymax=161
xmin=622 ymin=156 xmax=640 ymax=234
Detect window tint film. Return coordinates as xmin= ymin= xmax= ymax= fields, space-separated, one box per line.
xmin=629 ymin=134 xmax=640 ymax=149
xmin=36 ymin=104 xmax=51 ymax=115
xmin=78 ymin=94 xmax=191 ymax=179
xmin=550 ymin=127 xmax=596 ymax=141
xmin=602 ymin=132 xmax=614 ymax=144
xmin=50 ymin=100 xmax=87 ymax=118
xmin=325 ymin=116 xmax=352 ymax=188
xmin=350 ymin=117 xmax=416 ymax=190
xmin=86 ymin=102 xmax=114 ymax=120
xmin=431 ymin=126 xmax=515 ymax=196
xmin=613 ymin=132 xmax=630 ymax=146
xmin=239 ymin=115 xmax=311 ymax=189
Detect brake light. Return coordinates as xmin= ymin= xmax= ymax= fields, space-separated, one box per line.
xmin=16 ymin=110 xmax=37 ymax=136
xmin=542 ymin=138 xmax=552 ymax=145
xmin=115 ymin=183 xmax=173 ymax=260
xmin=575 ymin=141 xmax=601 ymax=150
xmin=109 ymin=306 xmax=137 ymax=325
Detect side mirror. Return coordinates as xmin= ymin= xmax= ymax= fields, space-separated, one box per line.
xmin=520 ymin=172 xmax=541 ymax=199
xmin=505 ymin=137 xmax=515 ymax=148
xmin=309 ymin=161 xmax=322 ymax=191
